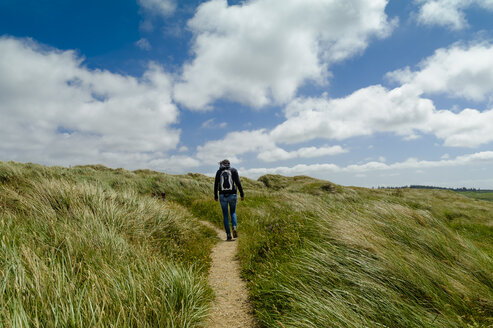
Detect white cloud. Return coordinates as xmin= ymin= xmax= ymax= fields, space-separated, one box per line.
xmin=201 ymin=118 xmax=227 ymax=129
xmin=415 ymin=0 xmax=493 ymax=30
xmin=196 ymin=129 xmax=274 ymax=164
xmin=240 ymin=151 xmax=493 ymax=178
xmin=272 ymin=85 xmax=493 ymax=147
xmin=193 ymin=42 xmax=493 ymax=167
xmin=271 ymin=43 xmax=493 ymax=148
xmin=138 ymin=0 xmax=176 ymax=16
xmin=0 ymin=37 xmax=180 ymax=169
xmin=387 ymin=43 xmax=493 ymax=101
xmin=195 ymin=129 xmax=346 ymax=164
xmin=429 ymin=108 xmax=493 ymax=147
xmin=174 ymin=0 xmax=395 ymax=110
xmin=352 ymin=151 xmax=493 ymax=171
xmin=148 ymin=155 xmax=201 ymax=173
xmin=258 ymin=145 xmax=347 ymax=162
xmin=271 ymin=84 xmax=434 ymax=144
xmin=135 ymin=38 xmax=152 ymax=51
xmin=241 ymin=163 xmax=339 ymax=178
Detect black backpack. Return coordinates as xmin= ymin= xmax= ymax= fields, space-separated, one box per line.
xmin=220 ymin=169 xmax=234 ymax=191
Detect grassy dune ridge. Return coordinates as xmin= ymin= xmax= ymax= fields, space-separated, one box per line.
xmin=1 ymin=161 xmax=492 ymax=327
xmin=189 ymin=174 xmax=493 ymax=327
xmin=0 ymin=162 xmax=216 ymax=327
xmin=459 ymin=191 xmax=493 ymax=203
xmin=236 ymin=176 xmax=493 ymax=327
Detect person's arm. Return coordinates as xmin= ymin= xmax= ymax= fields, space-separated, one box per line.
xmin=233 ymin=169 xmax=244 ymax=199
xmin=214 ymin=170 xmax=220 ymax=200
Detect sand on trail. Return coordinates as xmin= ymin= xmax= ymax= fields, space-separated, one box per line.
xmin=200 ymin=221 xmax=258 ymax=328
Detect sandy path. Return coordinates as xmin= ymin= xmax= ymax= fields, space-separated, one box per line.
xmin=200 ymin=221 xmax=258 ymax=328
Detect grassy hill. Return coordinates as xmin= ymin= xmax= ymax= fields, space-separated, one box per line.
xmin=0 ymin=162 xmax=218 ymax=327
xmin=1 ymin=161 xmax=492 ymax=327
xmin=458 ymin=190 xmax=493 ymax=203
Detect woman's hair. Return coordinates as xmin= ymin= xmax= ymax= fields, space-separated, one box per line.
xmin=219 ymin=159 xmax=230 ymax=168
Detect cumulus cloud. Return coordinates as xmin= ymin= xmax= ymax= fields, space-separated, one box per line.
xmin=387 ymin=43 xmax=493 ymax=101
xmin=193 ymin=42 xmax=493 ymax=169
xmin=174 ymin=0 xmax=396 ymax=110
xmin=415 ymin=0 xmax=493 ymax=30
xmin=258 ymin=145 xmax=347 ymax=162
xmin=0 ymin=37 xmax=180 ymax=169
xmin=148 ymin=155 xmax=201 ymax=173
xmin=270 ymin=43 xmax=493 ymax=148
xmin=196 ymin=130 xmax=274 ymax=164
xmin=240 ymin=151 xmax=493 ymax=178
xmin=138 ymin=0 xmax=176 ymax=16
xmin=429 ymin=108 xmax=493 ymax=147
xmin=195 ymin=129 xmax=346 ymax=164
xmin=271 ymin=84 xmax=434 ymax=143
xmin=272 ymin=85 xmax=493 ymax=147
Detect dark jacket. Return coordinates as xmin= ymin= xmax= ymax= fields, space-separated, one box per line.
xmin=214 ymin=167 xmax=244 ymax=199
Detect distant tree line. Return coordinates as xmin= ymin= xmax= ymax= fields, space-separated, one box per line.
xmin=376 ymin=185 xmax=493 ymax=192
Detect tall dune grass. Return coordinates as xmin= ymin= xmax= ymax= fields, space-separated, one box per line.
xmin=0 ymin=161 xmax=214 ymax=327
xmin=193 ymin=175 xmax=493 ymax=327
xmin=2 ymin=162 xmax=492 ymax=327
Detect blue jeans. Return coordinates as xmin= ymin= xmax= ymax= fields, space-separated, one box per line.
xmin=219 ymin=194 xmax=237 ymax=235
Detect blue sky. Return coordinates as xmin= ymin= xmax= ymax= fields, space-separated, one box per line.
xmin=1 ymin=0 xmax=493 ymax=188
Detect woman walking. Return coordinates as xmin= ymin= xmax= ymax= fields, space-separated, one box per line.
xmin=214 ymin=159 xmax=244 ymax=241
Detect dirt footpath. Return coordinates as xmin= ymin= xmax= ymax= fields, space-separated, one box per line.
xmin=200 ymin=221 xmax=258 ymax=328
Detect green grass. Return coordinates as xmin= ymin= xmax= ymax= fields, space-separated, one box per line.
xmin=457 ymin=191 xmax=493 ymax=202
xmin=192 ymin=175 xmax=493 ymax=327
xmin=0 ymin=161 xmax=215 ymax=327
xmin=1 ymin=163 xmax=492 ymax=327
